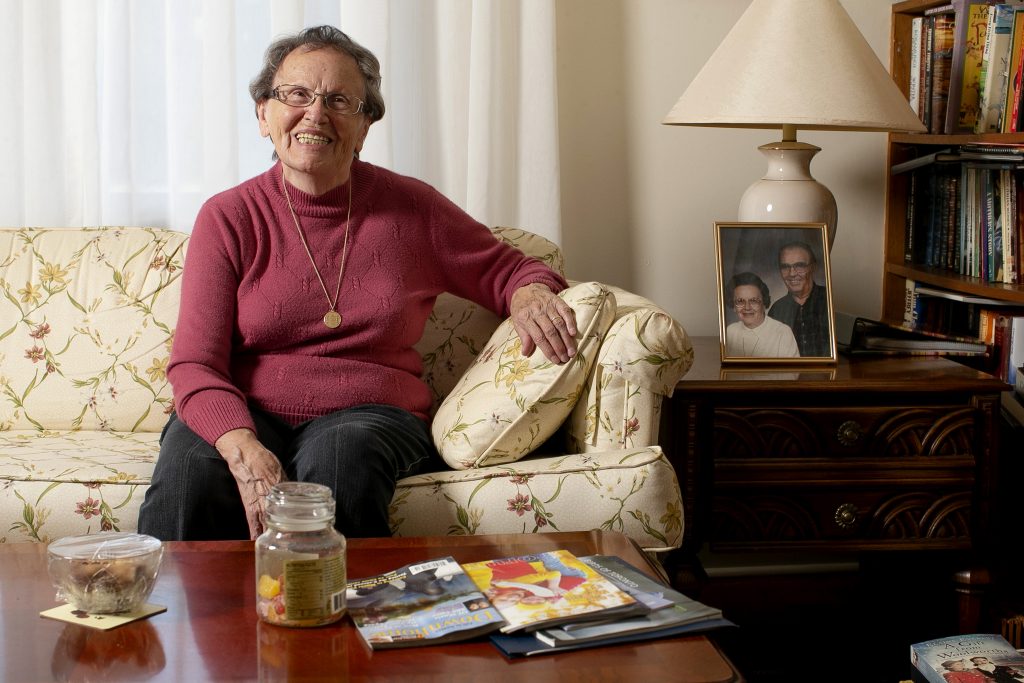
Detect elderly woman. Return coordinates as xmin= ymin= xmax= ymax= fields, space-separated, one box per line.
xmin=138 ymin=26 xmax=577 ymax=541
xmin=724 ymin=272 xmax=799 ymax=358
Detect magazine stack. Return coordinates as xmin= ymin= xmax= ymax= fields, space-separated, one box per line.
xmin=345 ymin=548 xmax=731 ymax=656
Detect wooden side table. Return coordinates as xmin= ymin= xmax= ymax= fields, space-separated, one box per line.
xmin=660 ymin=337 xmax=1009 ymax=630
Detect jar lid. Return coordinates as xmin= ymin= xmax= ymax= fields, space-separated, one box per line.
xmin=266 ymin=482 xmax=336 ymax=530
xmin=47 ymin=532 xmax=162 ymax=561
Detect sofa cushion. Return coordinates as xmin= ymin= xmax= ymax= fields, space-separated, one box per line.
xmin=414 ymin=227 xmax=566 ymax=415
xmin=431 ymin=282 xmax=615 ymax=469
xmin=0 ymin=429 xmax=157 ymax=543
xmin=0 ymin=227 xmax=186 ymax=433
xmin=389 ymin=446 xmax=683 ymax=553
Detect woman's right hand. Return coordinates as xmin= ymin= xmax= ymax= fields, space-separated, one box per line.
xmin=215 ymin=428 xmax=286 ymax=539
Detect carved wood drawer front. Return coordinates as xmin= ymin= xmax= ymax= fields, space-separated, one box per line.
xmin=709 ymin=405 xmax=979 ymax=550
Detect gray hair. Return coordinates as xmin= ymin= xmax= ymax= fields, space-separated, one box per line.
xmin=249 ymin=25 xmax=385 ymax=123
xmin=728 ymin=271 xmax=771 ymax=309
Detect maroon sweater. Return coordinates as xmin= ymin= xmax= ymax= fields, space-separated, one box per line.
xmin=169 ymin=160 xmax=567 ymax=445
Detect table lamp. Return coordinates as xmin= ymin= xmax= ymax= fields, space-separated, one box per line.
xmin=662 ymin=0 xmax=926 ymax=248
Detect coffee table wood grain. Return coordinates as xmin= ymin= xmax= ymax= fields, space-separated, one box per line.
xmin=1 ymin=531 xmax=743 ymax=682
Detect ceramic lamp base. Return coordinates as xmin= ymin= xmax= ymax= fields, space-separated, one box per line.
xmin=738 ymin=140 xmax=838 ymax=249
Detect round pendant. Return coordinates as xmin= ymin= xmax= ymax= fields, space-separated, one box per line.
xmin=323 ymin=311 xmax=342 ymax=329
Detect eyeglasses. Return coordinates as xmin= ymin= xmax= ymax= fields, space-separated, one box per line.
xmin=733 ymin=298 xmax=763 ymax=308
xmin=779 ymin=262 xmax=811 ymax=273
xmin=271 ymin=85 xmax=365 ymax=116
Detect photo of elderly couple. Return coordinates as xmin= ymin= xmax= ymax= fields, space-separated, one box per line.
xmin=715 ymin=223 xmax=837 ymax=364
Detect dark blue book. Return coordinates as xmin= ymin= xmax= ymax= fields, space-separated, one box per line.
xmin=489 ymin=617 xmax=736 ymax=658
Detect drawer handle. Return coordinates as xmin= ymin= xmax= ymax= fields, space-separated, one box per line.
xmin=834 ymin=503 xmax=858 ymax=529
xmin=836 ymin=420 xmax=863 ymax=446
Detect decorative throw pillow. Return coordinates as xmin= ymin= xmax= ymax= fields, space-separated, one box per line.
xmin=431 ymin=282 xmax=616 ymax=469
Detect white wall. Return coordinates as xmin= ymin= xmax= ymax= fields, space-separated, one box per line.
xmin=556 ymin=0 xmax=894 ymax=338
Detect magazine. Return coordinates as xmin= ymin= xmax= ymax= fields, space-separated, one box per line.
xmin=910 ymin=633 xmax=1024 ymax=683
xmin=345 ymin=556 xmax=505 ymax=649
xmin=490 ymin=617 xmax=736 ymax=658
xmin=576 ymin=554 xmax=722 ymax=620
xmin=461 ymin=549 xmax=643 ymax=633
xmin=530 ymin=555 xmax=725 ymax=644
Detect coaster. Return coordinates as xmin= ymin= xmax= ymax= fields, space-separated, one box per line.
xmin=40 ymin=603 xmax=167 ymax=630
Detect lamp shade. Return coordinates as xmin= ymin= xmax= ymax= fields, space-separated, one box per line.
xmin=662 ymin=0 xmax=925 ymax=133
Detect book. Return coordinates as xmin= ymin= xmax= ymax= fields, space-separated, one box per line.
xmin=976 ymin=4 xmax=1017 ymax=132
xmin=910 ymin=633 xmax=1024 ymax=683
xmin=345 ymin=556 xmax=505 ymax=649
xmin=1006 ymin=7 xmax=1024 ymax=130
xmin=934 ymin=8 xmax=959 ymax=133
xmin=489 ymin=617 xmax=736 ymax=658
xmin=461 ymin=549 xmax=642 ymax=634
xmin=912 ymin=16 xmax=925 ymax=118
xmin=836 ymin=312 xmax=989 ymax=356
xmin=948 ymin=1 xmax=993 ymax=134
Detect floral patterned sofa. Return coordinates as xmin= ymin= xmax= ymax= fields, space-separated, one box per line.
xmin=0 ymin=226 xmax=693 ymax=553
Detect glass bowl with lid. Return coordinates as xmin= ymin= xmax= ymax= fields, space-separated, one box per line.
xmin=47 ymin=532 xmax=164 ymax=614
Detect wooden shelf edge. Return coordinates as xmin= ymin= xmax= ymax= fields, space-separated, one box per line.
xmin=890 ymin=132 xmax=1024 ymax=145
xmin=885 ymin=263 xmax=1024 ymax=305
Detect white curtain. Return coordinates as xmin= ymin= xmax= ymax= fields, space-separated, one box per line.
xmin=0 ymin=0 xmax=562 ymax=242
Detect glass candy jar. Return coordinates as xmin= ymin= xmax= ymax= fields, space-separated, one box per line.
xmin=255 ymin=482 xmax=346 ymax=627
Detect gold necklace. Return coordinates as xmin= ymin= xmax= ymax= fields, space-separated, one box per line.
xmin=281 ymin=175 xmax=353 ymax=329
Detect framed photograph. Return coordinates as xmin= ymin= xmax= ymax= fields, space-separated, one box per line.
xmin=714 ymin=222 xmax=837 ymax=364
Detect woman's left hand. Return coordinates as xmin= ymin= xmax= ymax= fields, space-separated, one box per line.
xmin=510 ymin=283 xmax=578 ymax=364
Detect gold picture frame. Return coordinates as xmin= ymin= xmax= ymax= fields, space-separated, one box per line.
xmin=714 ymin=222 xmax=837 ymax=365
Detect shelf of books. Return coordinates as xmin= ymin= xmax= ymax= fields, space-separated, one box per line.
xmin=883 ymin=1 xmax=1024 ymax=384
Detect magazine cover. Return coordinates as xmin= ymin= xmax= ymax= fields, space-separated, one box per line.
xmin=533 ymin=555 xmax=725 ymax=644
xmin=910 ymin=633 xmax=1024 ymax=683
xmin=346 ymin=556 xmax=505 ymax=649
xmin=461 ymin=549 xmax=642 ymax=633
xmin=577 ymin=554 xmax=723 ymax=619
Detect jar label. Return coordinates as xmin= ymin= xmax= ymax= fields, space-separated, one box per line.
xmin=283 ymin=555 xmax=347 ymax=621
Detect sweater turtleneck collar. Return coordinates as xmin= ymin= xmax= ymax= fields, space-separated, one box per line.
xmin=270 ymin=160 xmax=375 ymax=218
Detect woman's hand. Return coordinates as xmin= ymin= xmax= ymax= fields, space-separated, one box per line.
xmin=509 ymin=283 xmax=578 ymax=364
xmin=215 ymin=428 xmax=286 ymax=539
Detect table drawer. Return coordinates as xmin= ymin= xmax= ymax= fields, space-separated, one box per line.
xmin=710 ymin=466 xmax=974 ymax=550
xmin=712 ymin=405 xmax=979 ymax=459
xmin=708 ymin=404 xmax=980 ymax=550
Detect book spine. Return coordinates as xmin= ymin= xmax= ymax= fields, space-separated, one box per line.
xmin=906 ymin=171 xmax=917 ymax=262
xmin=912 ymin=16 xmax=924 ymax=117
xmin=925 ymin=15 xmax=936 ymax=130
xmin=978 ymin=4 xmax=1015 ymax=132
xmin=1008 ymin=167 xmax=1019 ymax=283
xmin=975 ymin=5 xmax=998 ymax=132
xmin=905 ymin=278 xmax=921 ymax=328
xmin=933 ymin=11 xmax=957 ymax=133
xmin=945 ymin=0 xmax=969 ymax=133
xmin=999 ymin=168 xmax=1010 ymax=281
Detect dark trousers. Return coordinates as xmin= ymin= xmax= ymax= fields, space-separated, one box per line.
xmin=138 ymin=404 xmax=438 ymax=541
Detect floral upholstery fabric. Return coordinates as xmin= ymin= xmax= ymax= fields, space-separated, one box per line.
xmin=432 ymin=282 xmax=616 ymax=469
xmin=0 ymin=226 xmax=690 ymax=554
xmin=0 ymin=430 xmax=157 ymax=543
xmin=566 ymin=285 xmax=694 ymax=452
xmin=390 ymin=446 xmax=683 ymax=552
xmin=0 ymin=227 xmax=184 ymax=432
xmin=414 ymin=227 xmax=566 ymax=413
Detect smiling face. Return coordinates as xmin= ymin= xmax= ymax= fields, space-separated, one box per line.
xmin=733 ymin=283 xmax=766 ymax=329
xmin=257 ymin=47 xmax=371 ymax=195
xmin=778 ymin=245 xmax=816 ymax=300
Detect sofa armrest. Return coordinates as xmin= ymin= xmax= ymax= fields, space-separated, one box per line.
xmin=565 ymin=285 xmax=693 ymax=452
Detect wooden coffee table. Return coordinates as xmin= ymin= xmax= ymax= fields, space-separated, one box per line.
xmin=2 ymin=531 xmax=744 ymax=682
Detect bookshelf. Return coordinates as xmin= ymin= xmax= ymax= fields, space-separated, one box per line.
xmin=883 ymin=0 xmax=1024 ymax=324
